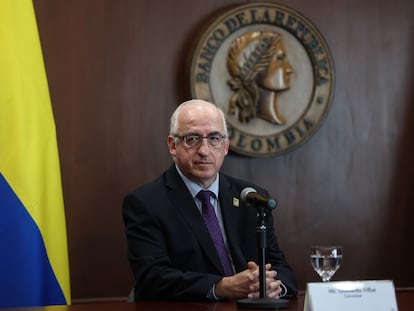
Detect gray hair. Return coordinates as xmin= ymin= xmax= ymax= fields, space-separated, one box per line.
xmin=169 ymin=99 xmax=228 ymax=136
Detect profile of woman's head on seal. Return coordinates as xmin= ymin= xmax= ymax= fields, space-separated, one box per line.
xmin=227 ymin=31 xmax=293 ymax=125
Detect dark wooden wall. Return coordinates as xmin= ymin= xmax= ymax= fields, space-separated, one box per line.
xmin=33 ymin=0 xmax=414 ymax=301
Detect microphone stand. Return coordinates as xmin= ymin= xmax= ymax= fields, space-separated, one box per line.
xmin=237 ymin=205 xmax=289 ymax=309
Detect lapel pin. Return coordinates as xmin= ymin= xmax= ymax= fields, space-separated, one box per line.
xmin=233 ymin=198 xmax=239 ymax=207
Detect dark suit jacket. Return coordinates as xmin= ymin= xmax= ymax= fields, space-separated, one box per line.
xmin=123 ymin=164 xmax=297 ymax=301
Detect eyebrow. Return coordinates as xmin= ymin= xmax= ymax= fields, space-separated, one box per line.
xmin=183 ymin=131 xmax=223 ymax=136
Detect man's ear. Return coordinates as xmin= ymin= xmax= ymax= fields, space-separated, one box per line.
xmin=224 ymin=138 xmax=230 ymax=156
xmin=167 ymin=135 xmax=177 ymax=156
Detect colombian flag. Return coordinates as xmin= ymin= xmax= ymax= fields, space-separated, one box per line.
xmin=0 ymin=0 xmax=71 ymax=307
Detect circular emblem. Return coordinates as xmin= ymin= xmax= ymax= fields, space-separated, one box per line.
xmin=188 ymin=3 xmax=335 ymax=157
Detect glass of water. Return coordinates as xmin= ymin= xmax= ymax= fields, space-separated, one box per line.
xmin=310 ymin=245 xmax=342 ymax=282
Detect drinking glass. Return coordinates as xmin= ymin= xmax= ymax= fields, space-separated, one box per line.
xmin=310 ymin=245 xmax=342 ymax=282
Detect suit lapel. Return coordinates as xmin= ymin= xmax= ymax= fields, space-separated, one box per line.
xmin=218 ymin=174 xmax=246 ymax=272
xmin=164 ymin=165 xmax=225 ymax=274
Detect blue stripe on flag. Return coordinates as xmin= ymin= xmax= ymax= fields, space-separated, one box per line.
xmin=0 ymin=173 xmax=66 ymax=307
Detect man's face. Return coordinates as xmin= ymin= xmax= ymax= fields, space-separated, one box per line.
xmin=168 ymin=104 xmax=229 ymax=188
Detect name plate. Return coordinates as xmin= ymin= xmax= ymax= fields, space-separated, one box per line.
xmin=304 ymin=280 xmax=398 ymax=311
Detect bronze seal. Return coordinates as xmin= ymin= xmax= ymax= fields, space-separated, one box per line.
xmin=188 ymin=3 xmax=335 ymax=157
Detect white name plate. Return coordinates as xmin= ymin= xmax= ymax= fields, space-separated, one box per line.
xmin=304 ymin=280 xmax=398 ymax=311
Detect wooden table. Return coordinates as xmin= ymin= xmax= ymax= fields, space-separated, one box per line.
xmin=2 ymin=289 xmax=413 ymax=311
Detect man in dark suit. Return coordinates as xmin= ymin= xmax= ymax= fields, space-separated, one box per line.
xmin=123 ymin=99 xmax=297 ymax=301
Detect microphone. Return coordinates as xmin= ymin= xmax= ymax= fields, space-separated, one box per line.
xmin=240 ymin=187 xmax=277 ymax=210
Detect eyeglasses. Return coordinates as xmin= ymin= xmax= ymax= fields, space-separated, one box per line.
xmin=174 ymin=133 xmax=226 ymax=149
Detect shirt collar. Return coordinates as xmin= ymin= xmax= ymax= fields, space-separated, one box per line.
xmin=175 ymin=164 xmax=219 ymax=199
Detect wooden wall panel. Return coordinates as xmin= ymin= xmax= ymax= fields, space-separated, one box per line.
xmin=33 ymin=0 xmax=414 ymax=300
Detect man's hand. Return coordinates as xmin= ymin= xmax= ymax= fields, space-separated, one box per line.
xmin=215 ymin=261 xmax=283 ymax=299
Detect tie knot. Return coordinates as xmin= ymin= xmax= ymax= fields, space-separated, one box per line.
xmin=197 ymin=190 xmax=213 ymax=204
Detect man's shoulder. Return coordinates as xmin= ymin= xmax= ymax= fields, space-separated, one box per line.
xmin=219 ymin=173 xmax=268 ymax=195
xmin=126 ymin=164 xmax=182 ymax=197
xmin=220 ymin=173 xmax=249 ymax=188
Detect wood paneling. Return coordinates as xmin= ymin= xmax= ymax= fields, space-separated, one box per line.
xmin=33 ymin=0 xmax=414 ymax=300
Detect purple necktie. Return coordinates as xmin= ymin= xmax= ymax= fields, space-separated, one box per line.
xmin=197 ymin=190 xmax=233 ymax=276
